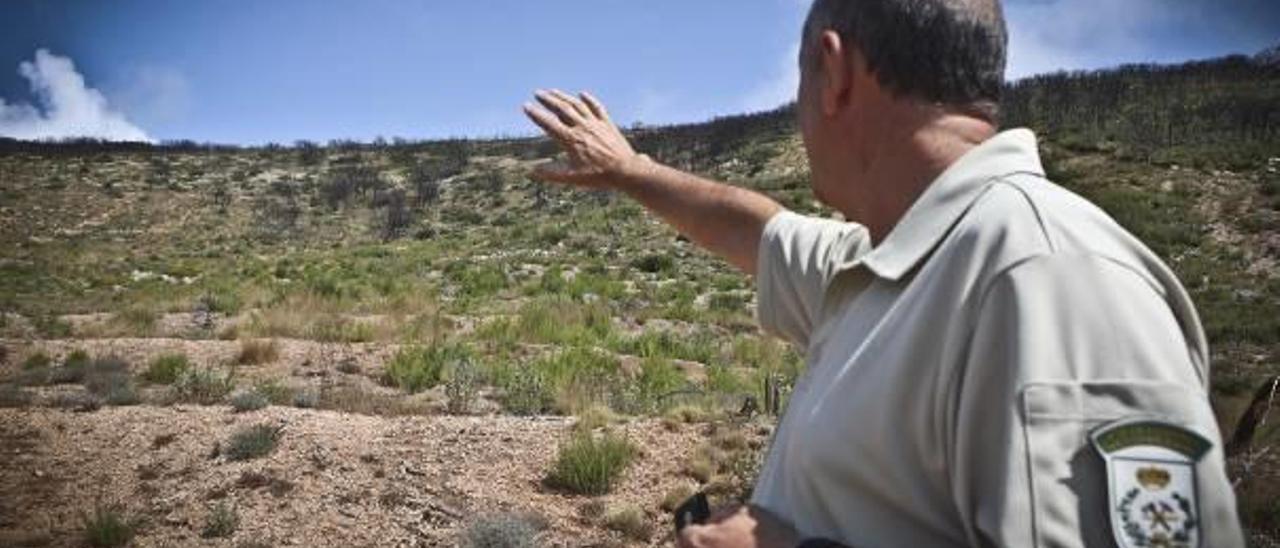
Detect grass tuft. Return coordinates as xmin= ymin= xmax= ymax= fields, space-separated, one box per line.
xmin=21 ymin=351 xmax=52 ymax=370
xmin=545 ymin=431 xmax=636 ymax=496
xmin=143 ymin=353 xmax=191 ymax=384
xmin=461 ymin=512 xmax=545 ymax=548
xmin=174 ymin=367 xmax=235 ymax=405
xmin=229 ymin=389 xmax=269 ymax=413
xmin=383 ymin=343 xmax=470 ymax=393
xmin=225 ymin=423 xmax=282 ymax=461
xmin=201 ymin=501 xmax=238 ymax=538
xmin=603 ymin=504 xmax=653 ymax=542
xmin=81 ymin=505 xmax=135 ymax=548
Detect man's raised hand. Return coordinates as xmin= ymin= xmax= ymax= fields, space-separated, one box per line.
xmin=522 ymin=89 xmax=648 ymax=188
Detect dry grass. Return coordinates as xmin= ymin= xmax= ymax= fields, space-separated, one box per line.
xmin=234 ymin=292 xmax=436 ymax=343
xmin=602 ymin=504 xmax=653 ymax=542
xmin=237 ymin=339 xmax=280 ymax=365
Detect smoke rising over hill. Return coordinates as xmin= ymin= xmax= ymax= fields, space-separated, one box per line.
xmin=0 ymin=49 xmax=151 ymax=143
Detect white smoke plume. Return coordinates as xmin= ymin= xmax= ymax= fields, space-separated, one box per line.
xmin=0 ymin=49 xmax=152 ymax=142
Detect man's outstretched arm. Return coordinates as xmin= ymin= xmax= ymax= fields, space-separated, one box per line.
xmin=523 ymin=89 xmax=781 ymax=275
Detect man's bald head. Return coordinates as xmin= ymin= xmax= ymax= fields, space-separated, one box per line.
xmin=802 ymin=0 xmax=1007 ymax=121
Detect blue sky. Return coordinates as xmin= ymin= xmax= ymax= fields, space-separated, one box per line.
xmin=0 ymin=0 xmax=1276 ymax=144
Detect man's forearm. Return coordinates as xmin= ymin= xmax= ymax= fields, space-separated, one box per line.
xmin=614 ymin=155 xmax=782 ymax=275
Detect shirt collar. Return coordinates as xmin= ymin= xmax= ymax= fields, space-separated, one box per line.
xmin=854 ymin=128 xmax=1046 ymax=281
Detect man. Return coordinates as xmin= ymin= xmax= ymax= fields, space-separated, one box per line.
xmin=523 ymin=0 xmax=1244 ymax=546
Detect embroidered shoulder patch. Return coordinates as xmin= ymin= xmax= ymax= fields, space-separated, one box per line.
xmin=1091 ymin=419 xmax=1211 ymax=548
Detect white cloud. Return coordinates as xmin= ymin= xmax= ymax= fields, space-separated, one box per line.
xmin=0 ymin=49 xmax=152 ymax=142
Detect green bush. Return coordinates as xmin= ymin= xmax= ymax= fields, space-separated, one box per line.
xmin=144 ymin=353 xmax=191 ymax=384
xmin=708 ymin=291 xmax=745 ymax=312
xmin=705 ymin=365 xmax=749 ymax=396
xmin=545 ymin=432 xmax=636 ymax=495
xmin=63 ymin=349 xmax=91 ymax=370
xmin=611 ymin=357 xmax=688 ymax=415
xmin=225 ymin=424 xmax=282 ymax=461
xmin=631 ymin=253 xmax=675 ymax=275
xmin=384 ymin=343 xmax=471 ymax=393
xmin=174 ymin=367 xmax=235 ymax=405
xmin=81 ymin=505 xmax=135 ymax=548
xmin=500 ymin=367 xmax=554 ymax=416
xmin=516 ymin=296 xmax=614 ymax=346
xmin=526 ymin=347 xmax=621 ymax=414
xmin=444 ymin=261 xmax=508 ymax=299
xmin=253 ymin=379 xmax=294 ymax=405
xmin=611 ymin=330 xmax=718 ymax=365
xmin=21 ymin=351 xmax=52 ymax=370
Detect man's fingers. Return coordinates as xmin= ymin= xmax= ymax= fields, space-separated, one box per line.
xmin=548 ymin=88 xmax=592 ymax=119
xmin=535 ymin=90 xmax=584 ymax=127
xmin=530 ymin=158 xmax=568 ymax=181
xmin=523 ymin=103 xmax=571 ymax=140
xmin=580 ymin=91 xmax=609 ymax=121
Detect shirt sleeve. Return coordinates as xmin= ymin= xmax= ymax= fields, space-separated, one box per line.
xmin=755 ymin=210 xmax=872 ymax=348
xmin=948 ymin=253 xmax=1243 ymax=548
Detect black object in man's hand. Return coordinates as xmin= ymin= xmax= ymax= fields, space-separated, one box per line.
xmin=673 ymin=492 xmax=711 ymax=533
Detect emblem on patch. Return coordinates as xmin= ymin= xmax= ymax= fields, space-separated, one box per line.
xmin=1091 ymin=419 xmax=1211 ymax=548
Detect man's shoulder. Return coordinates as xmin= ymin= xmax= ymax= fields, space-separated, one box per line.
xmin=954 ymin=173 xmax=1159 ymax=281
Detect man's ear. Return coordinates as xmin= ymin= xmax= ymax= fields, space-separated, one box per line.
xmin=818 ymin=30 xmax=852 ymax=117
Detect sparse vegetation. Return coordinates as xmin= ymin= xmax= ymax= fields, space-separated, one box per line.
xmin=0 ymin=49 xmax=1275 ymax=543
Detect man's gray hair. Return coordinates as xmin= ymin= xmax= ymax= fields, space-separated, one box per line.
xmin=803 ymin=0 xmax=1007 ymax=120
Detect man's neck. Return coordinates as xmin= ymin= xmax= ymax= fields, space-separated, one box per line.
xmin=844 ymin=112 xmax=996 ymax=244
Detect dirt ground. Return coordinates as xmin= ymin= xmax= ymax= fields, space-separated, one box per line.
xmin=0 ymin=405 xmax=720 ymax=547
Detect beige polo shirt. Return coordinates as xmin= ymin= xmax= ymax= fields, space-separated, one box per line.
xmin=750 ymin=129 xmax=1243 ymax=547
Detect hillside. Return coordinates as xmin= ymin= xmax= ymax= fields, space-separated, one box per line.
xmin=1 ymin=53 xmax=1279 ymax=546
